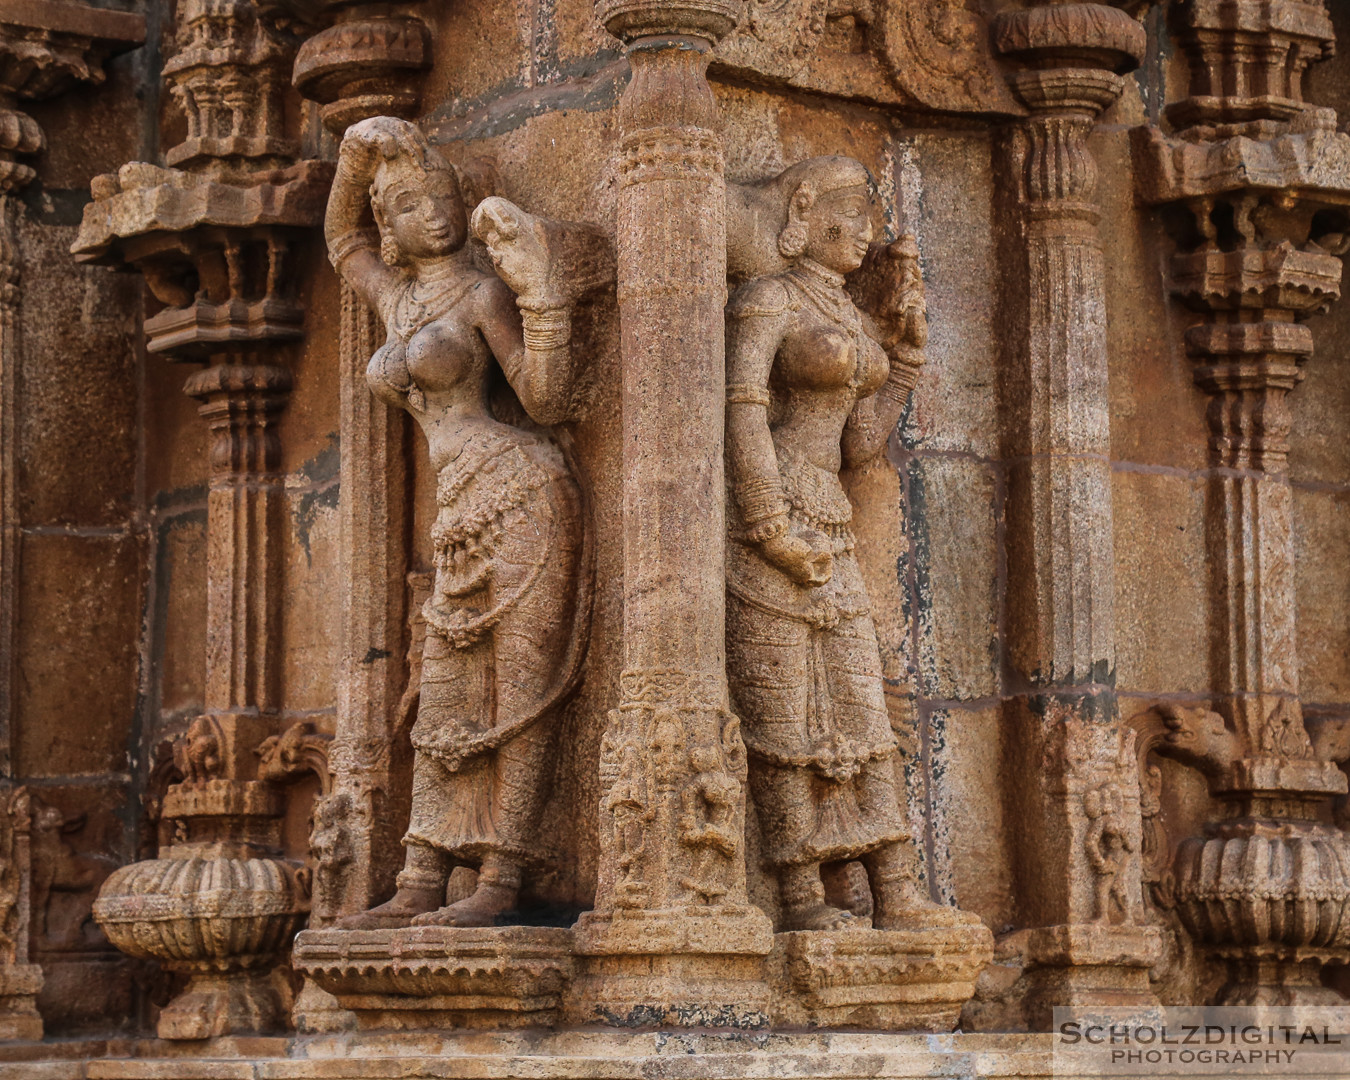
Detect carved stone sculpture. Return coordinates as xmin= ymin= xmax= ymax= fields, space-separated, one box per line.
xmin=725 ymin=156 xmax=940 ymax=932
xmin=322 ymin=117 xmax=592 ymax=931
xmin=721 ymin=155 xmax=990 ymax=1028
xmin=0 ymin=785 xmax=39 ymax=1040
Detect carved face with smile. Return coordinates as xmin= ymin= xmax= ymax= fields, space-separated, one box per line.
xmin=804 ymin=186 xmax=874 ymax=276
xmin=374 ymin=161 xmax=468 ymax=266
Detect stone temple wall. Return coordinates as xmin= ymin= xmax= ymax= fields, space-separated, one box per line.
xmin=3 ymin=0 xmax=1350 ymax=1071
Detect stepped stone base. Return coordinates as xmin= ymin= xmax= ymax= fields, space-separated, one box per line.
xmin=0 ymin=963 xmax=44 ymax=1042
xmin=7 ymin=1031 xmax=1053 ymax=1079
xmin=769 ymin=923 xmax=995 ymax=1031
xmin=292 ymin=926 xmax=575 ymax=1030
xmin=290 ymin=921 xmax=993 ymax=1035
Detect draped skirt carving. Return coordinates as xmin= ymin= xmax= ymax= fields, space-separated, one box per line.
xmin=404 ymin=430 xmax=586 ymax=868
xmin=727 ymin=529 xmax=907 ymax=870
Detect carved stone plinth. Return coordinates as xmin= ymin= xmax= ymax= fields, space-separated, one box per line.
xmin=571 ymin=910 xmax=773 ymax=1028
xmin=1020 ymin=924 xmax=1163 ymax=1022
xmin=16 ymin=1031 xmax=1055 ymax=1078
xmin=768 ymin=925 xmax=994 ymax=1031
xmin=0 ymin=962 xmax=40 ymax=1041
xmin=292 ymin=927 xmax=575 ymax=1030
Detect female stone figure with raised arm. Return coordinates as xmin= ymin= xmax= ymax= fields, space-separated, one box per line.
xmin=726 ymin=156 xmax=972 ymax=933
xmin=325 ymin=116 xmax=590 ymax=929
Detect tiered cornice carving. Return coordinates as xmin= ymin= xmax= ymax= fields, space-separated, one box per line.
xmin=166 ymin=0 xmax=297 ymax=172
xmin=1131 ymin=0 xmax=1350 ymax=1006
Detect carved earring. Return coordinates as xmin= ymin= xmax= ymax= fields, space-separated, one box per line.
xmin=778 ymin=219 xmax=808 ymax=259
xmin=381 ymin=233 xmax=402 ymax=267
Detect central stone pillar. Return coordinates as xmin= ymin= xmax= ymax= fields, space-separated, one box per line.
xmin=571 ymin=0 xmax=774 ymax=1027
xmin=991 ymin=2 xmax=1161 ymax=1027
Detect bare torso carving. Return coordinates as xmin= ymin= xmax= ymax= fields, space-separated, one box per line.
xmin=725 ymin=156 xmax=968 ymax=933
xmin=325 ymin=117 xmax=589 ymax=929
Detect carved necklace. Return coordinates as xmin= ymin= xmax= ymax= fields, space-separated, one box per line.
xmin=391 ymin=268 xmax=478 ymax=344
xmin=786 ymin=257 xmax=861 ymax=339
xmin=785 ymin=257 xmax=869 ymax=391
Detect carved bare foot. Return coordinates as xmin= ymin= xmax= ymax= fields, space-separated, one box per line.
xmin=471 ymin=196 xmax=563 ymax=310
xmin=782 ymin=902 xmax=868 ymax=932
xmin=410 ymin=882 xmax=518 ymax=927
xmin=872 ymin=880 xmax=979 ymax=931
xmin=335 ymin=886 xmax=442 ymax=930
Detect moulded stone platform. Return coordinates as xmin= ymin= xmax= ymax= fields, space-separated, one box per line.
xmin=768 ymin=924 xmax=995 ymax=1031
xmin=292 ymin=927 xmax=575 ymax=1030
xmin=4 ymin=1031 xmax=1055 ymax=1080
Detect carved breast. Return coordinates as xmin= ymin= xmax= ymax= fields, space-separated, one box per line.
xmin=778 ymin=324 xmax=855 ymax=391
xmin=405 ymin=316 xmax=489 ymax=394
xmin=777 ymin=321 xmax=888 ymax=400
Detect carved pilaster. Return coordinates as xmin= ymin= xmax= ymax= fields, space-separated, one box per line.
xmin=280 ymin=0 xmax=431 ymax=930
xmin=0 ymin=785 xmax=39 ymax=1040
xmin=1130 ymin=0 xmax=1350 ymax=1005
xmin=993 ymin=1 xmax=1160 ymax=1025
xmin=72 ymin=0 xmax=329 ymax=1038
xmin=0 ymin=3 xmax=143 ymax=1039
xmin=320 ymin=288 xmax=406 ymax=926
xmin=186 ymin=364 xmax=291 ymax=715
xmin=570 ymin=0 xmax=774 ymax=1028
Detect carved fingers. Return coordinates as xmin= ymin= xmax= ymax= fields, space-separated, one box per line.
xmin=761 ymin=530 xmax=833 ymax=587
xmin=340 ymin=116 xmax=410 ymax=173
xmin=847 ymin=235 xmax=928 ymax=351
xmin=471 ymin=196 xmax=565 ymax=311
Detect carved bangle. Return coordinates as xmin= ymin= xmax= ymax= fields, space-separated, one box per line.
xmin=746 ymin=514 xmax=789 ymax=544
xmin=735 ymin=475 xmax=788 ymax=525
xmin=880 ymin=361 xmax=921 ymax=404
xmin=522 ymin=306 xmax=571 ymax=351
xmin=328 ymin=227 xmax=378 ymax=268
xmin=726 ymin=382 xmax=771 ymax=407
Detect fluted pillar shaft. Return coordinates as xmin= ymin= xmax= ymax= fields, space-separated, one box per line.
xmin=185 ymin=364 xmax=291 ymax=719
xmin=0 ymin=190 xmax=20 ymax=781
xmin=571 ymin=0 xmax=773 ymax=1027
xmin=994 ymin=2 xmax=1159 ymax=1026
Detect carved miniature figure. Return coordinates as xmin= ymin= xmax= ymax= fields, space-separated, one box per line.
xmin=29 ymin=801 xmax=116 ymax=950
xmin=677 ymin=742 xmax=741 ymax=904
xmin=324 ymin=116 xmax=590 ymax=929
xmin=601 ymin=738 xmax=650 ymax=909
xmin=1083 ymin=782 xmax=1136 ymax=926
xmin=724 ymin=155 xmax=948 ymax=933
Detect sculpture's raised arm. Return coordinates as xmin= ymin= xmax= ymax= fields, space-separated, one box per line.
xmin=471 ymin=198 xmax=583 ymax=427
xmin=324 ymin=119 xmax=407 ymax=313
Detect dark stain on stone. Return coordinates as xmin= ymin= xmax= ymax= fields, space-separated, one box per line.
xmin=292 ymin=434 xmax=340 ymax=568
